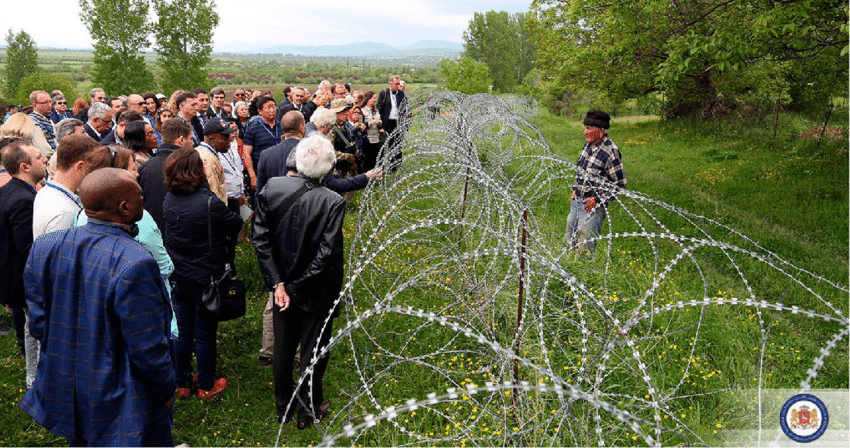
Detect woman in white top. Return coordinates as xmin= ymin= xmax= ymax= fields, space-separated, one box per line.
xmin=358 ymin=91 xmax=382 ymax=172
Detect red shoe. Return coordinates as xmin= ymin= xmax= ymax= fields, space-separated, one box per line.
xmin=198 ymin=378 xmax=228 ymax=401
xmin=178 ymin=388 xmax=192 ymax=399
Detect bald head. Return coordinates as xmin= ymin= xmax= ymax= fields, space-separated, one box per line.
xmin=79 ymin=168 xmax=144 ymax=226
xmin=281 ymin=110 xmax=305 ymax=135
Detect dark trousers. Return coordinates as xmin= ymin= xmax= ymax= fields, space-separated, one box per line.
xmin=225 ymin=198 xmax=240 ymax=266
xmin=12 ymin=307 xmax=25 ymax=350
xmin=272 ymin=304 xmax=335 ymax=420
xmin=383 ymin=119 xmax=402 ymax=171
xmin=173 ymin=284 xmax=219 ymax=391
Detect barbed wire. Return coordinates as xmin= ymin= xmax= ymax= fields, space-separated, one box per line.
xmin=275 ymin=90 xmax=848 ymax=447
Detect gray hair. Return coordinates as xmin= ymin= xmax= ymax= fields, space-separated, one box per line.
xmin=88 ymin=87 xmax=105 ymax=99
xmin=233 ymin=100 xmax=249 ymax=119
xmin=56 ymin=118 xmax=84 ymax=142
xmin=88 ymin=102 xmax=111 ymax=122
xmin=51 ymin=93 xmax=66 ymax=104
xmin=309 ymin=107 xmax=335 ymax=130
xmin=295 ymin=135 xmax=334 ymax=180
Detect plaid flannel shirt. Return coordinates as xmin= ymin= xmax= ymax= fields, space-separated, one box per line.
xmin=571 ymin=136 xmax=627 ymax=206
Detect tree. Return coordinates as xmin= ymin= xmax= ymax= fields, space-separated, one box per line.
xmin=462 ymin=11 xmax=536 ymax=93
xmin=531 ymin=0 xmax=848 ymax=117
xmin=14 ymin=72 xmax=78 ymax=105
xmin=439 ymin=57 xmax=491 ymax=95
xmin=153 ymin=0 xmax=220 ymax=93
xmin=79 ymin=0 xmax=157 ymax=95
xmin=4 ymin=30 xmax=40 ymax=98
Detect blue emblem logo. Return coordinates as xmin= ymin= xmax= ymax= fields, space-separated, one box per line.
xmin=780 ymin=393 xmax=829 ymax=443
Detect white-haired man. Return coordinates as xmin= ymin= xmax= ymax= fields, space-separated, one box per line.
xmin=252 ymin=135 xmax=344 ymax=429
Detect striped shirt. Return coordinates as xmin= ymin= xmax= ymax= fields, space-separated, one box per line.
xmin=243 ymin=118 xmax=281 ymax=167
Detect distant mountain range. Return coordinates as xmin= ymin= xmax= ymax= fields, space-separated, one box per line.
xmin=242 ymin=40 xmax=464 ymax=57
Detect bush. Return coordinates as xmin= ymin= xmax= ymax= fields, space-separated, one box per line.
xmin=14 ymin=72 xmax=78 ymax=105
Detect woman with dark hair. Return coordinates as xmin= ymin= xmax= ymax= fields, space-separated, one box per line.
xmin=76 ymin=145 xmax=178 ymax=341
xmin=123 ymin=120 xmax=152 ymax=165
xmin=359 ymin=91 xmax=382 ymax=172
xmin=155 ymin=108 xmax=173 ymax=146
xmin=163 ymin=148 xmax=242 ymax=401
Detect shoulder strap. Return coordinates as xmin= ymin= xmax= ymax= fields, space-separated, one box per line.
xmin=276 ymin=180 xmax=314 ymax=218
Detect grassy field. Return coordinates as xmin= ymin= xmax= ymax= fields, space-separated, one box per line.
xmin=0 ymin=103 xmax=846 ymax=446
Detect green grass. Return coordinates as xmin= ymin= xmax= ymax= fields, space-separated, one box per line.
xmin=0 ymin=108 xmax=847 ymax=446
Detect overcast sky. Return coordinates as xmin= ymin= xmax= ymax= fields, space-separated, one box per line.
xmin=2 ymin=0 xmax=531 ymax=52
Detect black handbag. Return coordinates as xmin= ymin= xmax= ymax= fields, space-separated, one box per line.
xmin=199 ymin=197 xmax=246 ymax=321
xmin=200 ymin=264 xmax=246 ymax=321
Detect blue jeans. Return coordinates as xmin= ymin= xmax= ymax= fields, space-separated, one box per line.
xmin=566 ymin=197 xmax=607 ymax=255
xmin=173 ymin=284 xmax=219 ymax=391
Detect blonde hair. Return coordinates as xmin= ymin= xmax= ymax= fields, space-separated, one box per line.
xmin=0 ymin=113 xmax=53 ymax=159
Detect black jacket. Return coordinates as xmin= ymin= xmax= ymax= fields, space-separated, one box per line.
xmin=163 ymin=188 xmax=243 ymax=288
xmin=0 ymin=178 xmax=37 ymax=308
xmin=377 ymin=88 xmax=406 ymax=124
xmin=83 ymin=123 xmax=102 ymax=142
xmin=137 ymin=144 xmax=180 ymax=233
xmin=253 ymin=175 xmax=345 ymax=316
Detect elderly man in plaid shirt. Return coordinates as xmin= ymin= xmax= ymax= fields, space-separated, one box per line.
xmin=567 ymin=110 xmax=627 ymax=255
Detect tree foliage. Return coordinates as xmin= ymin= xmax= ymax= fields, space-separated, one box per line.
xmin=531 ymin=0 xmax=848 ymax=117
xmin=4 ymin=30 xmax=40 ymax=98
xmin=14 ymin=72 xmax=78 ymax=105
xmin=439 ymin=57 xmax=491 ymax=95
xmin=462 ymin=11 xmax=535 ymax=93
xmin=153 ymin=0 xmax=220 ymax=93
xmin=79 ymin=0 xmax=157 ymax=95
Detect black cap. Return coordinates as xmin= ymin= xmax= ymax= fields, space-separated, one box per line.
xmin=203 ymin=118 xmax=236 ymax=136
xmin=583 ymin=110 xmax=611 ymax=129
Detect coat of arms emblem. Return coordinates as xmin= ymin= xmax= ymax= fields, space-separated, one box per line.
xmin=788 ymin=404 xmax=819 ymax=430
xmin=780 ymin=393 xmax=829 ymax=443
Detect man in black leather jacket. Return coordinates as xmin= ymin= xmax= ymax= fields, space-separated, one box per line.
xmin=252 ymin=134 xmax=345 ymax=428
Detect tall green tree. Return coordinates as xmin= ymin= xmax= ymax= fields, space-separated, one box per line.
xmin=439 ymin=57 xmax=491 ymax=94
xmin=462 ymin=11 xmax=535 ymax=93
xmin=531 ymin=0 xmax=848 ymax=117
xmin=79 ymin=0 xmax=156 ymax=95
xmin=153 ymin=0 xmax=220 ymax=93
xmin=4 ymin=30 xmax=40 ymax=98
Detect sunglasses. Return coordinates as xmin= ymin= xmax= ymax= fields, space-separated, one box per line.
xmin=55 ymin=101 xmax=67 ymax=105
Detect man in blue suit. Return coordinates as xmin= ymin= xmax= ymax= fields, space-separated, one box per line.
xmin=21 ymin=168 xmax=176 ymax=447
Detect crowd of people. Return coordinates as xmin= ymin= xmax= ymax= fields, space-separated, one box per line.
xmin=0 ymin=73 xmax=626 ymax=445
xmin=0 ymin=75 xmax=407 ymax=445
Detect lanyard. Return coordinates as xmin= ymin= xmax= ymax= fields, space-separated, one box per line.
xmin=261 ymin=121 xmax=279 ymax=141
xmin=220 ymin=146 xmax=240 ymax=173
xmin=46 ymin=181 xmax=82 ymax=209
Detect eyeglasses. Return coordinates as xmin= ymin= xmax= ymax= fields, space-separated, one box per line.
xmin=234 ymin=93 xmax=246 ymax=97
xmin=132 ymin=102 xmax=145 ymax=106
xmin=55 ymin=101 xmax=67 ymax=105
xmin=34 ymin=100 xmax=50 ymax=105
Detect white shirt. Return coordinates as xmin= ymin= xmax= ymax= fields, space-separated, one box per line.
xmin=389 ymin=90 xmax=399 ymax=120
xmin=32 ymin=180 xmax=82 ymax=239
xmin=219 ymin=141 xmax=244 ymax=199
